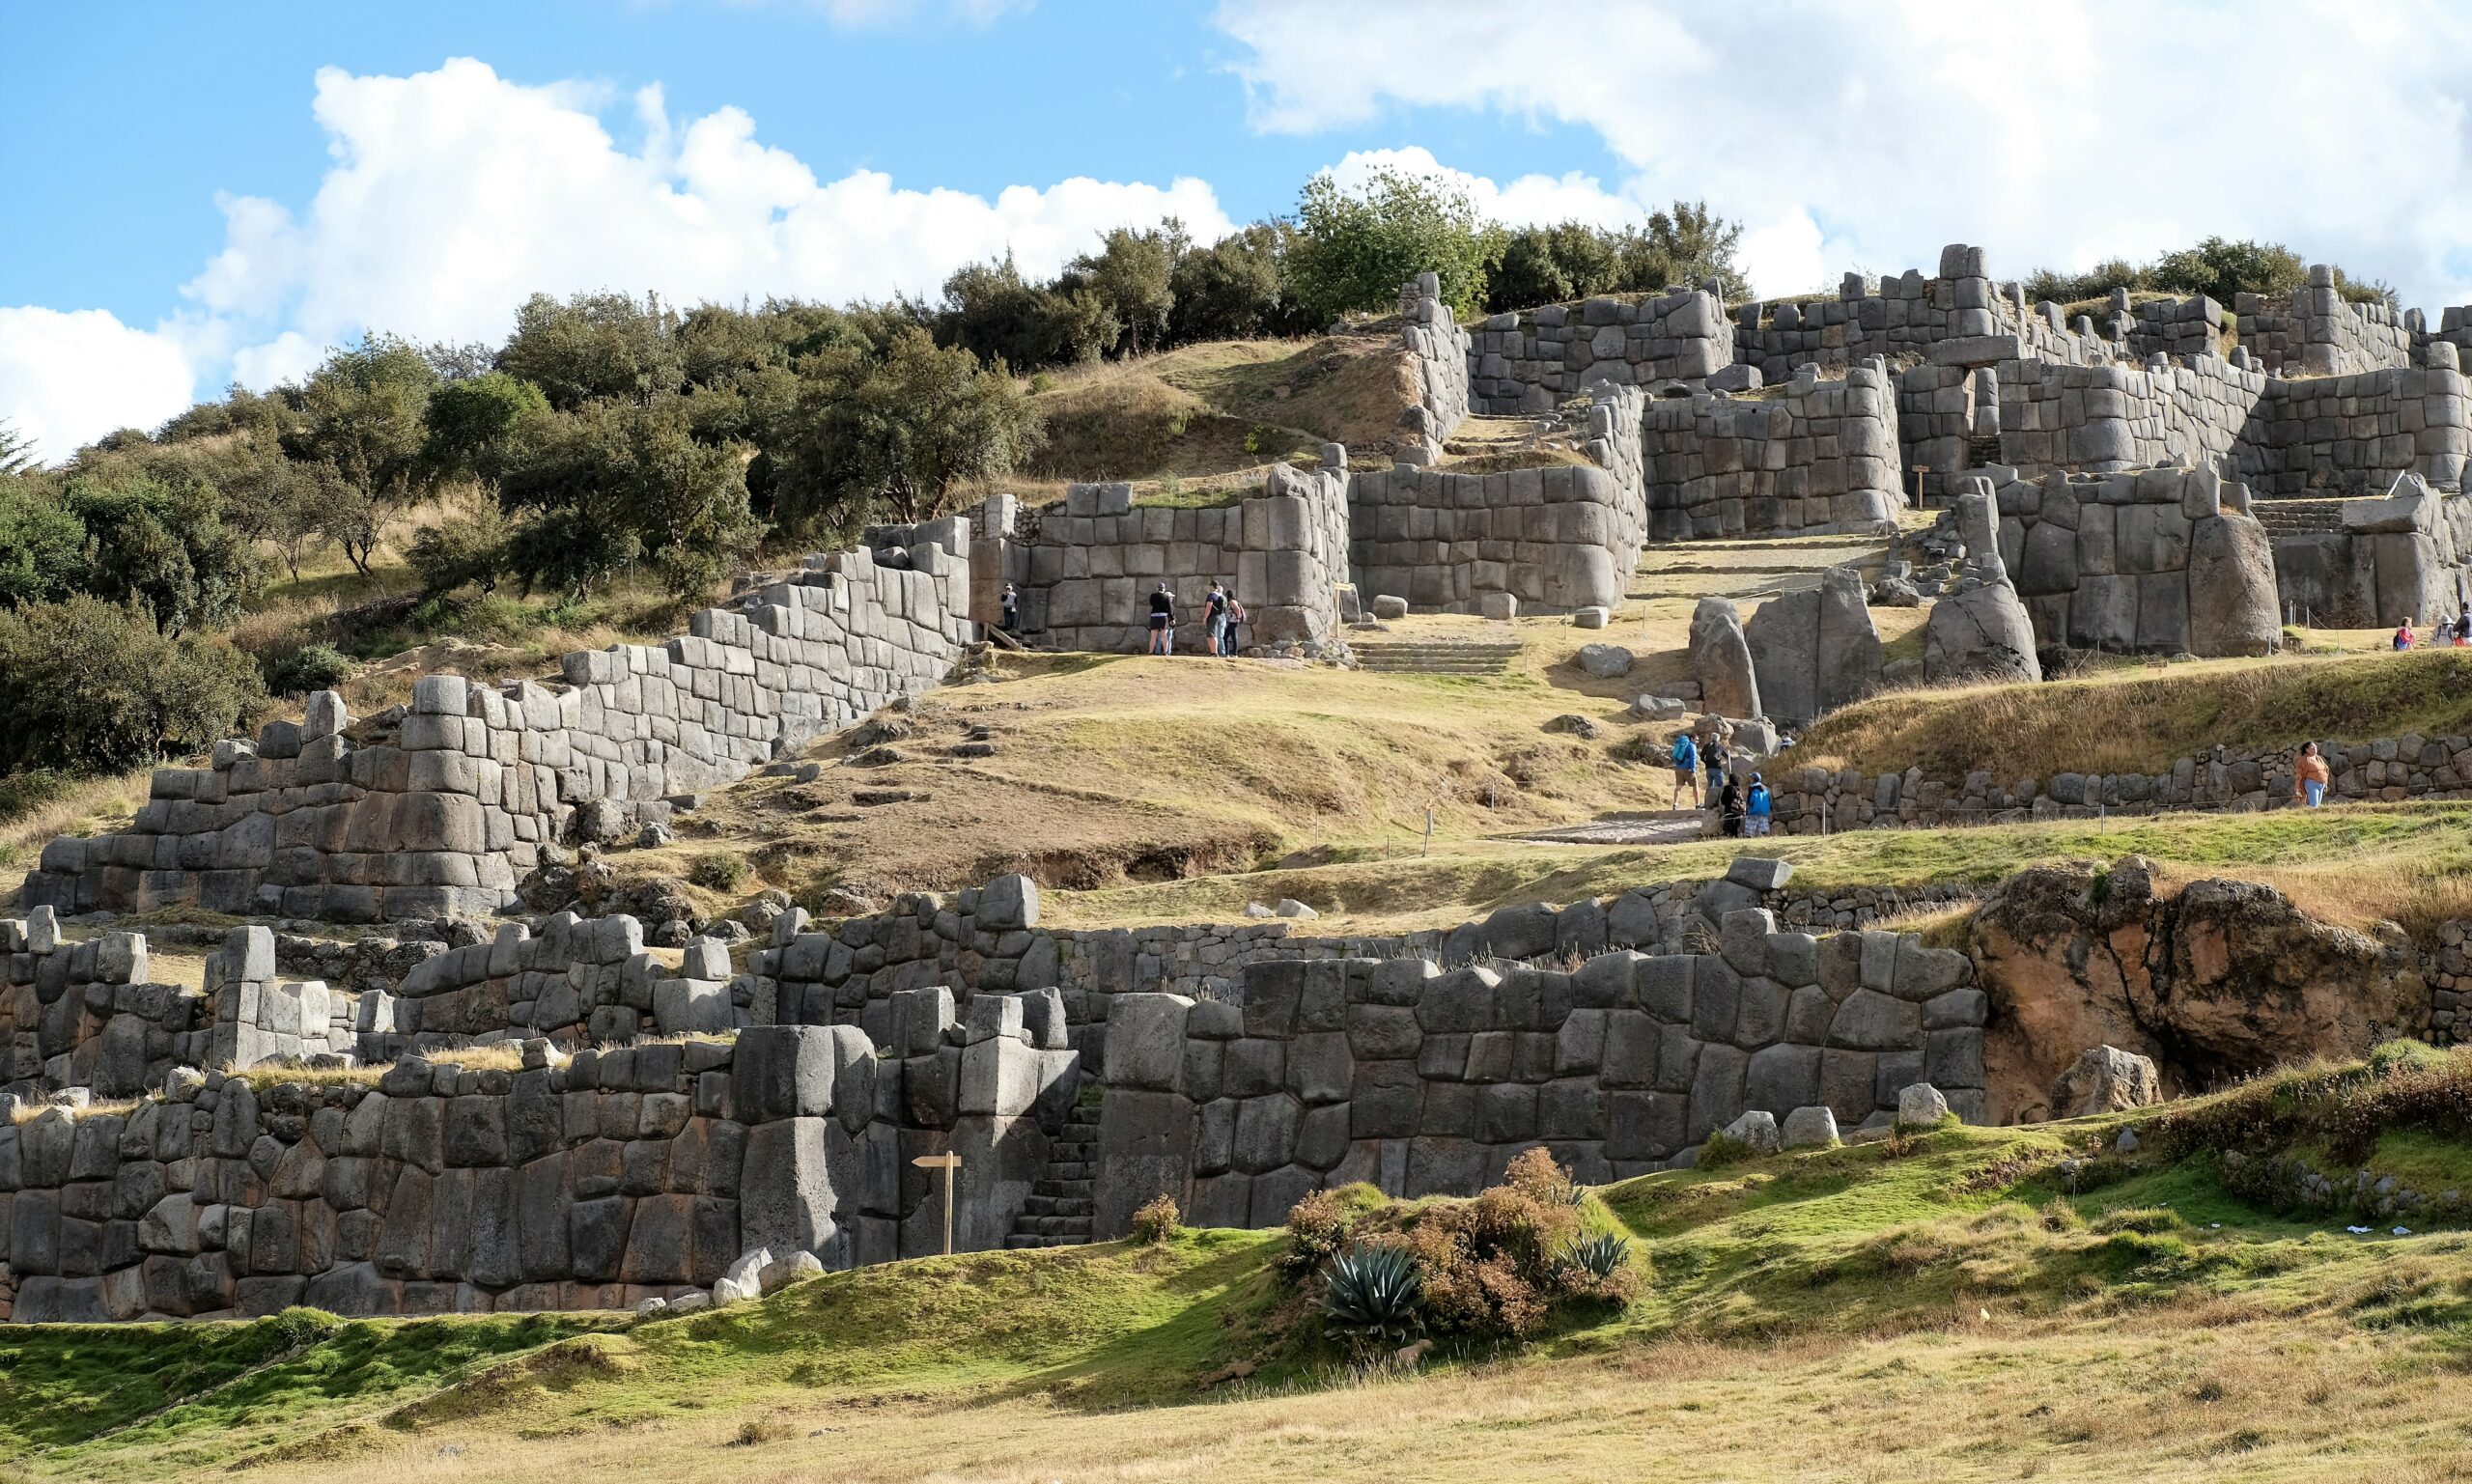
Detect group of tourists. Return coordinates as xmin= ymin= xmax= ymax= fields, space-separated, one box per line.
xmin=1668 ymin=729 xmax=1772 ymax=837
xmin=994 ymin=580 xmax=1248 ymax=657
xmin=2395 ymin=612 xmax=2472 ymax=649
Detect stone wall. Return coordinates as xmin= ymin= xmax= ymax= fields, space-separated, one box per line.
xmin=2233 ymin=346 xmax=2472 ymax=498
xmin=1088 ymin=918 xmax=1985 ymax=1234
xmin=1732 ymin=247 xmax=2103 ymax=384
xmin=1398 ymin=273 xmax=1471 ymax=459
xmin=994 ymin=461 xmax=1352 ymax=653
xmin=1467 ymin=288 xmax=1731 ymax=413
xmin=2273 ymin=475 xmax=2472 ymax=628
xmin=1348 ymin=450 xmax=1643 ymax=614
xmin=0 ymin=996 xmax=1080 ymax=1321
xmin=2235 ymin=266 xmax=2416 ymax=377
xmin=1984 ymin=466 xmax=2282 ymax=656
xmin=1898 ymin=348 xmax=2264 ymax=494
xmin=1641 ymin=361 xmax=1904 ymax=540
xmin=22 ymin=531 xmax=972 ymax=923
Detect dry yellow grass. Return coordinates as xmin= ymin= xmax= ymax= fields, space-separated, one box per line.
xmin=203 ymin=1316 xmax=2472 ymax=1484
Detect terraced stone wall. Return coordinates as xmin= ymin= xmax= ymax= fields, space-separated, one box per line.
xmin=1640 ymin=362 xmax=1904 ymax=539
xmin=2233 ymin=347 xmax=2472 ymax=498
xmin=1398 ymin=272 xmax=1472 ymax=455
xmin=1467 ymin=288 xmax=1731 ymax=413
xmin=1087 ymin=920 xmax=1986 ymax=1236
xmin=21 ymin=532 xmax=972 ymax=923
xmin=1732 ymin=246 xmax=2104 ymax=384
xmin=2235 ymin=268 xmax=2417 ymax=377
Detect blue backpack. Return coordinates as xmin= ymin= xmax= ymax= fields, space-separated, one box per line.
xmin=1671 ymin=735 xmax=1699 ymax=769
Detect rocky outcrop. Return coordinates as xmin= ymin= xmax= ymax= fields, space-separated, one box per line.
xmin=1743 ymin=566 xmax=1884 ymax=727
xmin=1689 ymin=597 xmax=1763 ymax=719
xmin=1968 ymin=855 xmax=2424 ymax=1122
xmin=1924 ymin=485 xmax=2042 ymax=686
xmin=2050 ymin=1044 xmax=2162 ymax=1117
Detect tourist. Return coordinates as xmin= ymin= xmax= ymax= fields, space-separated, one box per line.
xmin=2457 ymin=609 xmax=2469 ymax=646
xmin=1703 ymin=732 xmax=1732 ymax=808
xmin=1719 ymin=775 xmax=1746 ymax=837
xmin=2396 ymin=617 xmax=2416 ymax=651
xmin=1203 ymin=581 xmax=1230 ymax=656
xmin=1224 ymin=594 xmax=1248 ymax=655
xmin=998 ymin=582 xmax=1019 ymax=636
xmin=1669 ymin=729 xmax=1700 ymax=811
xmin=1147 ymin=581 xmax=1176 ymax=655
xmin=2293 ymin=741 xmax=2331 ymax=808
xmin=1744 ymin=771 xmax=1773 ymax=836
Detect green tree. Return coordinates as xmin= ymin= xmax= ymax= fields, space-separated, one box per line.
xmin=60 ymin=470 xmax=256 ymax=635
xmin=495 ymin=291 xmax=684 ymax=410
xmin=0 ymin=594 xmax=266 ymax=774
xmin=770 ymin=327 xmax=1043 ymax=530
xmin=1486 ymin=222 xmax=1623 ymax=312
xmin=0 ymin=418 xmax=36 ymax=475
xmin=1064 ymin=224 xmax=1181 ymax=356
xmin=1632 ymin=201 xmax=1749 ymax=301
xmin=937 ymin=255 xmax=1117 ymax=369
xmin=1167 ymin=220 xmax=1302 ymax=342
xmin=284 ymin=335 xmax=438 ymax=575
xmin=1287 ymin=166 xmax=1503 ymax=324
xmin=407 ymin=503 xmax=514 ymax=597
xmin=0 ymin=478 xmax=88 ymax=606
xmin=424 ymin=371 xmax=550 ymax=486
xmin=499 ymin=395 xmax=762 ymax=598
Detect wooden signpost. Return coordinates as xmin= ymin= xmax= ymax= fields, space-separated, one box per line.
xmin=913 ymin=1150 xmax=962 ymax=1255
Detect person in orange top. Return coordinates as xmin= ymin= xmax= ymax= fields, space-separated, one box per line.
xmin=2293 ymin=741 xmax=2331 ymax=808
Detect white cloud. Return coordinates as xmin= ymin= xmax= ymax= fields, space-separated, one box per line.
xmin=1217 ymin=0 xmax=2472 ymax=310
xmin=194 ymin=58 xmax=1230 ymax=383
xmin=1324 ymin=146 xmax=1643 ymax=231
xmin=0 ymin=308 xmax=194 ymax=465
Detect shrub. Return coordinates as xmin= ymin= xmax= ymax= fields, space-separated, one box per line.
xmin=0 ymin=594 xmax=267 ymax=775
xmin=1130 ymin=1192 xmax=1181 ymax=1244
xmin=687 ymin=851 xmax=750 ymax=893
xmin=1559 ymin=1232 xmax=1640 ymax=1305
xmin=1394 ymin=1158 xmax=1585 ymax=1340
xmin=1320 ymin=1242 xmax=1422 ymax=1355
xmin=407 ymin=506 xmax=511 ymax=597
xmin=1280 ymin=1188 xmax=1354 ymax=1280
xmin=1695 ymin=1129 xmax=1756 ymax=1171
xmin=263 ymin=643 xmax=352 ymax=697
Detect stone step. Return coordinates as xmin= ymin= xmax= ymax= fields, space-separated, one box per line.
xmin=1044 ymin=1177 xmax=1094 ymax=1199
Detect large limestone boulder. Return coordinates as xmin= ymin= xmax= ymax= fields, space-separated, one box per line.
xmin=1924 ymin=580 xmax=2043 ymax=685
xmin=2051 ymin=1045 xmax=2162 ymax=1118
xmin=2185 ymin=512 xmax=2282 ymax=657
xmin=1743 ymin=566 xmax=1884 ymax=727
xmin=1689 ymin=597 xmax=1762 ymax=720
xmin=1968 ymin=855 xmax=2424 ymax=1122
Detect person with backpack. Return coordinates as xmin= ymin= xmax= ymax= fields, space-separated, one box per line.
xmin=1719 ymin=776 xmax=1746 ymax=837
xmin=2396 ymin=617 xmax=2416 ymax=652
xmin=1203 ymin=581 xmax=1230 ymax=656
xmin=1147 ymin=582 xmax=1176 ymax=656
xmin=1702 ymin=732 xmax=1732 ymax=808
xmin=1744 ymin=772 xmax=1773 ymax=836
xmin=2293 ymin=741 xmax=2331 ymax=808
xmin=1224 ymin=593 xmax=1247 ymax=655
xmin=1669 ymin=730 xmax=1700 ymax=811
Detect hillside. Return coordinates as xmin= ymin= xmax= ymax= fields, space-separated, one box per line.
xmin=9 ymin=1047 xmax=2472 ymax=1482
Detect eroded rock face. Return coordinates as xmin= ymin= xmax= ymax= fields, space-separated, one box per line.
xmin=1968 ymin=855 xmax=2424 ymax=1122
xmin=1689 ymin=597 xmax=1762 ymax=719
xmin=2050 ymin=1044 xmax=2162 ymax=1117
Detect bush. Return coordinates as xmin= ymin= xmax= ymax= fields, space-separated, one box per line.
xmin=0 ymin=594 xmax=267 ymax=775
xmin=1280 ymin=1188 xmax=1355 ymax=1280
xmin=407 ymin=506 xmax=512 ymax=597
xmin=687 ymin=851 xmax=750 ymax=893
xmin=262 ymin=643 xmax=352 ymax=697
xmin=1320 ymin=1242 xmax=1422 ymax=1355
xmin=1558 ymin=1232 xmax=1640 ymax=1305
xmin=1694 ymin=1129 xmax=1756 ymax=1171
xmin=1130 ymin=1193 xmax=1181 ymax=1245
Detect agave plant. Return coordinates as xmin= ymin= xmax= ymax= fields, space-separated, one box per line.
xmin=1564 ymin=1231 xmax=1632 ymax=1283
xmin=1321 ymin=1243 xmax=1423 ymax=1350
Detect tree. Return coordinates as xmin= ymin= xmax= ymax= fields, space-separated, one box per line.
xmin=0 ymin=479 xmax=88 ymax=607
xmin=1636 ymin=201 xmax=1748 ymax=301
xmin=1486 ymin=223 xmax=1624 ymax=312
xmin=1287 ymin=165 xmax=1503 ymax=324
xmin=771 ymin=327 xmax=1044 ymax=530
xmin=498 ymin=395 xmax=763 ymax=599
xmin=937 ymin=255 xmax=1116 ymax=369
xmin=496 ymin=291 xmax=684 ymax=410
xmin=407 ymin=503 xmax=513 ymax=598
xmin=284 ymin=335 xmax=438 ymax=575
xmin=1167 ymin=221 xmax=1303 ymax=343
xmin=1064 ymin=224 xmax=1181 ymax=356
xmin=0 ymin=418 xmax=36 ymax=475
xmin=423 ymin=371 xmax=550 ymax=486
xmin=60 ymin=470 xmax=256 ymax=635
xmin=0 ymin=594 xmax=266 ymax=774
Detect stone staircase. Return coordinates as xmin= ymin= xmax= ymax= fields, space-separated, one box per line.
xmin=2249 ymin=497 xmax=2347 ymax=538
xmin=1003 ymin=1097 xmax=1102 ymax=1249
xmin=1350 ymin=639 xmax=1525 ymax=676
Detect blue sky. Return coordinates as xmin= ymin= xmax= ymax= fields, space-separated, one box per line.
xmin=10 ymin=1 xmax=2472 ymax=462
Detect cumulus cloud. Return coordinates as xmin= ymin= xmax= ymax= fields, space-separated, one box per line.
xmin=187 ymin=59 xmax=1229 ymax=384
xmin=1323 ymin=146 xmax=1643 ymax=231
xmin=1217 ymin=0 xmax=2472 ymax=308
xmin=0 ymin=308 xmax=195 ymax=465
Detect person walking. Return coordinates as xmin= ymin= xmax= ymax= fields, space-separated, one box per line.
xmin=1147 ymin=581 xmax=1176 ymax=656
xmin=1719 ymin=776 xmax=1746 ymax=838
xmin=1744 ymin=771 xmax=1773 ymax=837
xmin=1669 ymin=730 xmax=1700 ymax=811
xmin=1224 ymin=594 xmax=1247 ymax=655
xmin=1703 ymin=732 xmax=1732 ymax=809
xmin=2293 ymin=741 xmax=2331 ymax=808
xmin=1203 ymin=581 xmax=1230 ymax=656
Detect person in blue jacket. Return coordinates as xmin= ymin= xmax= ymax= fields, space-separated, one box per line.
xmin=1669 ymin=730 xmax=1700 ymax=811
xmin=1744 ymin=771 xmax=1774 ymax=836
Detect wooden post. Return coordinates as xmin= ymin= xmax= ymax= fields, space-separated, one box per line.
xmin=912 ymin=1150 xmax=961 ymax=1255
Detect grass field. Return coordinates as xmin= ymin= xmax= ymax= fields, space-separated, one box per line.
xmin=11 ymin=1050 xmax=2472 ymax=1483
